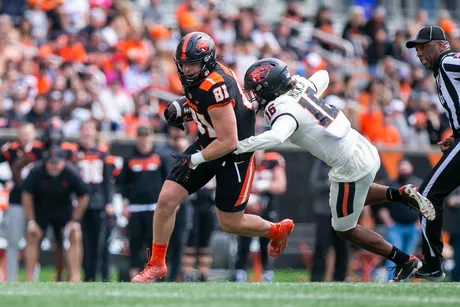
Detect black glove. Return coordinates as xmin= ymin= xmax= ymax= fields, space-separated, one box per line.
xmin=171 ymin=154 xmax=193 ymax=184
xmin=164 ymin=106 xmax=185 ymax=131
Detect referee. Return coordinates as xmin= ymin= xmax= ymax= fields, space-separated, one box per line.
xmin=406 ymin=25 xmax=460 ymax=281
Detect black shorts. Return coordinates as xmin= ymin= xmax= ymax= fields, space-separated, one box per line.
xmin=35 ymin=208 xmax=72 ymax=244
xmin=166 ymin=141 xmax=255 ymax=212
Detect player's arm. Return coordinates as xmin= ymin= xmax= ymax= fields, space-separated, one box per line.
xmin=21 ymin=165 xmax=38 ymax=223
xmin=307 ymin=70 xmax=329 ymax=97
xmin=234 ymin=115 xmax=297 ymax=154
xmin=190 ymin=103 xmax=238 ymax=166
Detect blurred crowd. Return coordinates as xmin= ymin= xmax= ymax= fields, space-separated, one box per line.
xmin=0 ymin=0 xmax=457 ymax=147
xmin=0 ymin=0 xmax=460 ymax=283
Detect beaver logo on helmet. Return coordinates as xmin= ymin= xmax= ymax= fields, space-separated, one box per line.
xmin=249 ymin=65 xmax=272 ymax=83
xmin=196 ymin=38 xmax=210 ymax=53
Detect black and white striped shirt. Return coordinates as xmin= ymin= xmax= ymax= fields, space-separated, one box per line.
xmin=434 ymin=51 xmax=460 ymax=136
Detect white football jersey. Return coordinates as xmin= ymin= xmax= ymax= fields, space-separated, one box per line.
xmin=263 ymin=75 xmax=380 ymax=182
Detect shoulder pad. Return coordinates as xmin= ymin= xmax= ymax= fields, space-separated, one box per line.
xmin=199 ymin=72 xmax=225 ymax=92
xmin=32 ymin=141 xmax=46 ymax=150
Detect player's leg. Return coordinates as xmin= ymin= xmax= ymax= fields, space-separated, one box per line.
xmin=166 ymin=203 xmax=187 ymax=281
xmin=25 ymin=217 xmax=45 ymax=282
xmin=61 ymin=218 xmax=83 ymax=282
xmin=415 ymin=140 xmax=460 ymax=280
xmin=182 ymin=207 xmax=198 ymax=282
xmin=331 ymin=171 xmax=421 ymax=281
xmin=331 ymin=228 xmax=348 ymax=281
xmin=365 ymin=183 xmax=435 ymax=221
xmin=310 ymin=215 xmax=334 ymax=282
xmin=100 ymin=215 xmax=114 ymax=282
xmin=384 ymin=223 xmax=404 ymax=281
xmin=260 ymin=207 xmax=277 ymax=282
xmin=128 ymin=212 xmax=143 ymax=279
xmin=214 ymin=156 xmax=294 ymax=258
xmin=131 ymin=142 xmax=215 ymax=283
xmin=5 ymin=204 xmax=25 ymax=282
xmin=235 ymin=236 xmax=251 ymax=282
xmin=81 ymin=210 xmax=102 ymax=281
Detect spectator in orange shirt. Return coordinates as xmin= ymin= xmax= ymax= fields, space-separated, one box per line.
xmin=375 ymin=115 xmax=402 ymax=146
xmin=57 ymin=33 xmax=88 ymax=63
xmin=176 ymin=0 xmax=206 ymax=36
xmin=117 ymin=29 xmax=150 ymax=65
xmin=358 ymin=101 xmax=384 ymax=143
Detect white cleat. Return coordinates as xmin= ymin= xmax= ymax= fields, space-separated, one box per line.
xmin=399 ymin=184 xmax=436 ymax=221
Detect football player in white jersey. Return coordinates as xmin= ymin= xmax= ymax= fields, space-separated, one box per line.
xmin=234 ymin=58 xmax=436 ymax=282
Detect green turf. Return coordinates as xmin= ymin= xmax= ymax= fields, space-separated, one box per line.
xmin=15 ymin=267 xmax=309 ymax=282
xmin=1 ymin=282 xmax=460 ymax=307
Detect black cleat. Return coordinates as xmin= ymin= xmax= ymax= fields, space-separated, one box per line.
xmin=390 ymin=255 xmax=423 ymax=282
xmin=399 ymin=184 xmax=436 ymax=221
xmin=414 ymin=259 xmax=446 ymax=282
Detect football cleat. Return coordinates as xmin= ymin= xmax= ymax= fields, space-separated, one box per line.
xmin=390 ymin=255 xmax=423 ymax=282
xmin=399 ymin=184 xmax=435 ymax=221
xmin=131 ymin=249 xmax=167 ymax=283
xmin=268 ymin=219 xmax=295 ymax=258
xmin=414 ymin=259 xmax=446 ymax=282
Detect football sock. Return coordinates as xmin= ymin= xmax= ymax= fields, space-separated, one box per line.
xmin=150 ymin=243 xmax=168 ymax=264
xmin=387 ymin=246 xmax=410 ymax=265
xmin=266 ymin=222 xmax=282 ymax=240
xmin=386 ymin=187 xmax=404 ymax=202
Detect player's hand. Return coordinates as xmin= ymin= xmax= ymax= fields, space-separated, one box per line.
xmin=171 ymin=154 xmax=194 ymax=184
xmin=164 ymin=106 xmax=185 ymax=130
xmin=27 ymin=220 xmax=42 ymax=238
xmin=437 ymin=136 xmax=454 ymax=152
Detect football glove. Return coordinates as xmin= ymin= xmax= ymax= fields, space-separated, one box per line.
xmin=171 ymin=154 xmax=193 ymax=184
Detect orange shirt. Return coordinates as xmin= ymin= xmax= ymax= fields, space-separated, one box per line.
xmin=358 ymin=110 xmax=383 ymax=143
xmin=375 ymin=125 xmax=402 ymax=146
xmin=58 ymin=43 xmax=88 ymax=63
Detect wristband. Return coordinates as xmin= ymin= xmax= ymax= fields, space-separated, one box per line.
xmin=191 ymin=151 xmax=206 ymax=166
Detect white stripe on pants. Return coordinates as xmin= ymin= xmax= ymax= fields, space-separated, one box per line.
xmin=4 ymin=205 xmax=25 ymax=282
xmin=421 ymin=140 xmax=460 ymax=257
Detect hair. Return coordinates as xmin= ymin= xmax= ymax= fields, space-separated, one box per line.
xmin=80 ymin=119 xmax=98 ymax=131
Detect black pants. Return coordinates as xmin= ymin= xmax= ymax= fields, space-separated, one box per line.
xmin=235 ymin=209 xmax=274 ymax=271
xmin=418 ymin=138 xmax=460 ymax=263
xmin=82 ymin=209 xmax=104 ymax=282
xmin=99 ymin=216 xmax=114 ymax=281
xmin=166 ymin=204 xmax=188 ymax=281
xmin=311 ymin=214 xmax=348 ymax=282
xmin=128 ymin=211 xmax=153 ymax=270
xmin=187 ymin=206 xmax=215 ymax=249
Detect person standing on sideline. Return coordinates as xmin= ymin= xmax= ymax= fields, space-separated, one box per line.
xmin=309 ymin=159 xmax=349 ymax=282
xmin=406 ymin=25 xmax=460 ymax=281
xmin=377 ymin=159 xmax=422 ymax=280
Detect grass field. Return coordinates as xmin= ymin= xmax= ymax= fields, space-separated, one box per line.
xmin=1 ymin=282 xmax=460 ymax=307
